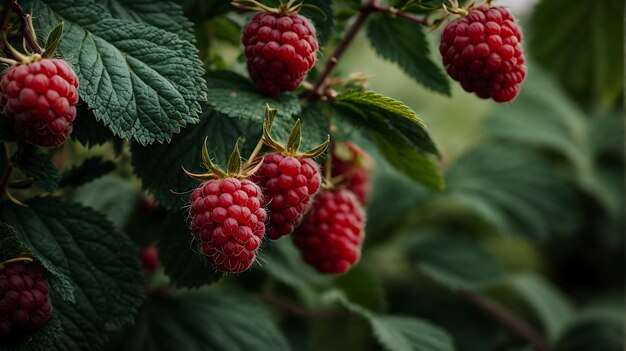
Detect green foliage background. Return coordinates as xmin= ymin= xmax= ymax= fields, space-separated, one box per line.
xmin=0 ymin=0 xmax=623 ymax=350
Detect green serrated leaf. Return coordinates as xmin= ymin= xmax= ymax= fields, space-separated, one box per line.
xmin=335 ymin=91 xmax=439 ymax=156
xmin=333 ymin=91 xmax=443 ymax=190
xmin=0 ymin=223 xmax=29 ymax=260
xmin=132 ymin=110 xmax=258 ymax=211
xmin=339 ymin=297 xmax=455 ymax=351
xmin=105 ymin=290 xmax=289 ymax=351
xmin=0 ymin=198 xmax=144 ymax=349
xmin=16 ymin=146 xmax=60 ymax=193
xmin=157 ymin=214 xmax=223 ymax=288
xmin=406 ymin=229 xmax=503 ymax=291
xmin=59 ymin=156 xmax=116 ymax=188
xmin=446 ymin=144 xmax=579 ymax=240
xmin=530 ymin=0 xmax=624 ymax=106
xmin=373 ymin=134 xmax=444 ymax=191
xmin=103 ymin=0 xmax=195 ymax=43
xmin=366 ymin=14 xmax=450 ymax=94
xmin=42 ymin=21 xmax=64 ymax=58
xmin=27 ymin=0 xmax=206 ymax=145
xmin=205 ymin=70 xmax=301 ymax=122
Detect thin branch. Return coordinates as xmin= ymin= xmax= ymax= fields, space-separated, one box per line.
xmin=309 ymin=0 xmax=376 ymax=100
xmin=372 ymin=4 xmax=433 ymax=26
xmin=7 ymin=0 xmax=43 ymax=54
xmin=307 ymin=0 xmax=432 ymax=100
xmin=465 ymin=293 xmax=551 ymax=351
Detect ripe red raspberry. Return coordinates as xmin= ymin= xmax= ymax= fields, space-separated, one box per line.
xmin=138 ymin=246 xmax=159 ymax=271
xmin=242 ymin=11 xmax=318 ymax=96
xmin=439 ymin=6 xmax=526 ymax=102
xmin=0 ymin=58 xmax=79 ymax=147
xmin=189 ymin=177 xmax=266 ymax=273
xmin=251 ymin=152 xmax=322 ymax=240
xmin=293 ymin=188 xmax=365 ymax=274
xmin=0 ymin=261 xmax=53 ymax=337
xmin=331 ymin=142 xmax=373 ymax=203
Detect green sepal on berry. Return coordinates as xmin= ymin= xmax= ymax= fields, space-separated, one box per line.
xmin=182 ymin=138 xmax=263 ymax=181
xmin=262 ymin=104 xmax=329 ymax=158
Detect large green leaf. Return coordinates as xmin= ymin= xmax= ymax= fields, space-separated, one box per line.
xmin=59 ymin=156 xmax=116 ymax=188
xmin=530 ymin=0 xmax=624 ymax=106
xmin=370 ymin=316 xmax=456 ymax=351
xmin=367 ymin=14 xmax=449 ymax=94
xmin=0 ymin=198 xmax=144 ymax=350
xmin=334 ymin=266 xmax=385 ymax=313
xmin=374 ymin=135 xmax=444 ymax=190
xmin=205 ymin=70 xmax=301 ymax=122
xmin=102 ymin=0 xmax=195 ymax=42
xmin=335 ymin=91 xmax=438 ymax=155
xmin=341 ymin=299 xmax=455 ymax=351
xmin=554 ymin=302 xmax=624 ymax=351
xmin=27 ymin=0 xmax=206 ymax=144
xmin=105 ymin=290 xmax=289 ymax=351
xmin=446 ymin=144 xmax=579 ymax=240
xmin=334 ymin=91 xmax=444 ymax=190
xmin=507 ymin=273 xmax=574 ymax=341
xmin=157 ymin=214 xmax=223 ymax=288
xmin=131 ymin=110 xmax=257 ymax=211
xmin=406 ymin=230 xmax=502 ymax=291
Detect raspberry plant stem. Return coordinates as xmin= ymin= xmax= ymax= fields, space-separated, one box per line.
xmin=7 ymin=0 xmax=43 ymax=54
xmin=309 ymin=0 xmax=376 ymax=99
xmin=309 ymin=0 xmax=431 ymax=100
xmin=465 ymin=293 xmax=551 ymax=351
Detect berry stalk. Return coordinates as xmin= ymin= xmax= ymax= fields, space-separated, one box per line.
xmin=6 ymin=0 xmax=43 ymax=55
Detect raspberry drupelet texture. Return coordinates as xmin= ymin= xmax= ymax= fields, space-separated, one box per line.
xmin=331 ymin=142 xmax=373 ymax=204
xmin=242 ymin=11 xmax=318 ymax=96
xmin=293 ymin=188 xmax=365 ymax=274
xmin=0 ymin=261 xmax=53 ymax=337
xmin=251 ymin=152 xmax=322 ymax=240
xmin=190 ymin=177 xmax=266 ymax=273
xmin=440 ymin=6 xmax=526 ymax=102
xmin=0 ymin=58 xmax=79 ymax=147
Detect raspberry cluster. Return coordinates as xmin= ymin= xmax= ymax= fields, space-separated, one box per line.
xmin=242 ymin=12 xmax=318 ymax=95
xmin=331 ymin=142 xmax=372 ymax=204
xmin=251 ymin=152 xmax=322 ymax=240
xmin=440 ymin=6 xmax=526 ymax=102
xmin=293 ymin=188 xmax=365 ymax=274
xmin=0 ymin=261 xmax=53 ymax=337
xmin=190 ymin=177 xmax=266 ymax=273
xmin=0 ymin=58 xmax=79 ymax=147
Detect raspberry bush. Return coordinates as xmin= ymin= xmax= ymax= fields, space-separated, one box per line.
xmin=0 ymin=0 xmax=621 ymax=350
